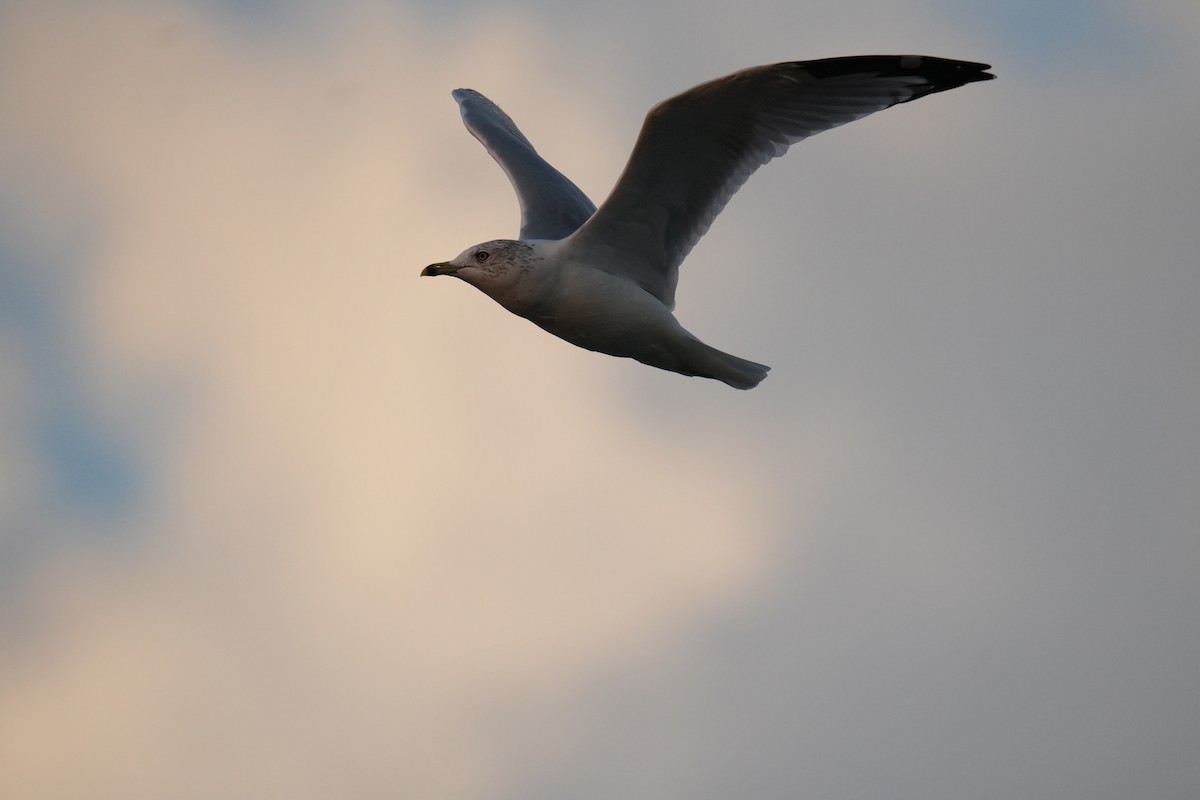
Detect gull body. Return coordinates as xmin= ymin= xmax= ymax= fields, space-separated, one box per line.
xmin=423 ymin=56 xmax=994 ymax=389
xmin=428 ymin=237 xmax=766 ymax=386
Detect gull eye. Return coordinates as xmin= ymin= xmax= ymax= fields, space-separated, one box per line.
xmin=473 ymin=250 xmax=490 ymax=263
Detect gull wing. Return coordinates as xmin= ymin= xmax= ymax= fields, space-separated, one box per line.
xmin=453 ymin=89 xmax=597 ymax=242
xmin=567 ymin=56 xmax=994 ymax=308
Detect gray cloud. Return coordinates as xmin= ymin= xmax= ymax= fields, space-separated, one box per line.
xmin=1 ymin=1 xmax=1197 ymax=799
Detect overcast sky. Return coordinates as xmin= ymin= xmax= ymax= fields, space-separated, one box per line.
xmin=2 ymin=1 xmax=1198 ymax=798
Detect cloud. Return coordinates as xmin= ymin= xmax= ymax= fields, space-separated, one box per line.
xmin=0 ymin=2 xmax=784 ymax=797
xmin=2 ymin=1 xmax=1198 ymax=799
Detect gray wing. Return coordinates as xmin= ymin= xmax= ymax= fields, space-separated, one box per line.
xmin=567 ymin=56 xmax=994 ymax=308
xmin=453 ymin=89 xmax=597 ymax=241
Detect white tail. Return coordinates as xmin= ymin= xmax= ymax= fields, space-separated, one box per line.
xmin=681 ymin=337 xmax=771 ymax=390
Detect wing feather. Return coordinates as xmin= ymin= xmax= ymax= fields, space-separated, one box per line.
xmin=566 ymin=56 xmax=994 ymax=307
xmin=453 ymin=89 xmax=596 ymax=241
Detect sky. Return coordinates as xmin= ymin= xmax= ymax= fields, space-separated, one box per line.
xmin=1 ymin=0 xmax=1198 ymax=798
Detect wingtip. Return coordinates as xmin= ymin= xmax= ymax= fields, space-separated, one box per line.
xmin=796 ymin=55 xmax=996 ymax=90
xmin=955 ymin=59 xmax=997 ymax=83
xmin=894 ymin=56 xmax=997 ymax=98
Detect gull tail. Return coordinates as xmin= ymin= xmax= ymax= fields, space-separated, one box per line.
xmin=680 ymin=337 xmax=771 ymax=390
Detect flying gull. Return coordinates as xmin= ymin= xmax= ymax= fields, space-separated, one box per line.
xmin=423 ymin=56 xmax=994 ymax=389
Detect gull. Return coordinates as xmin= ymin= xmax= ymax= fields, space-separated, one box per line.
xmin=423 ymin=56 xmax=994 ymax=389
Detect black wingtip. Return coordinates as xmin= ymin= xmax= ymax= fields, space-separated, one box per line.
xmin=798 ymin=55 xmax=995 ymax=95
xmin=910 ymin=56 xmax=995 ymax=99
xmin=928 ymin=57 xmax=996 ymax=85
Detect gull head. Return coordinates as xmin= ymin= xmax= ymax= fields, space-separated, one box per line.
xmin=422 ymin=239 xmax=538 ymax=294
